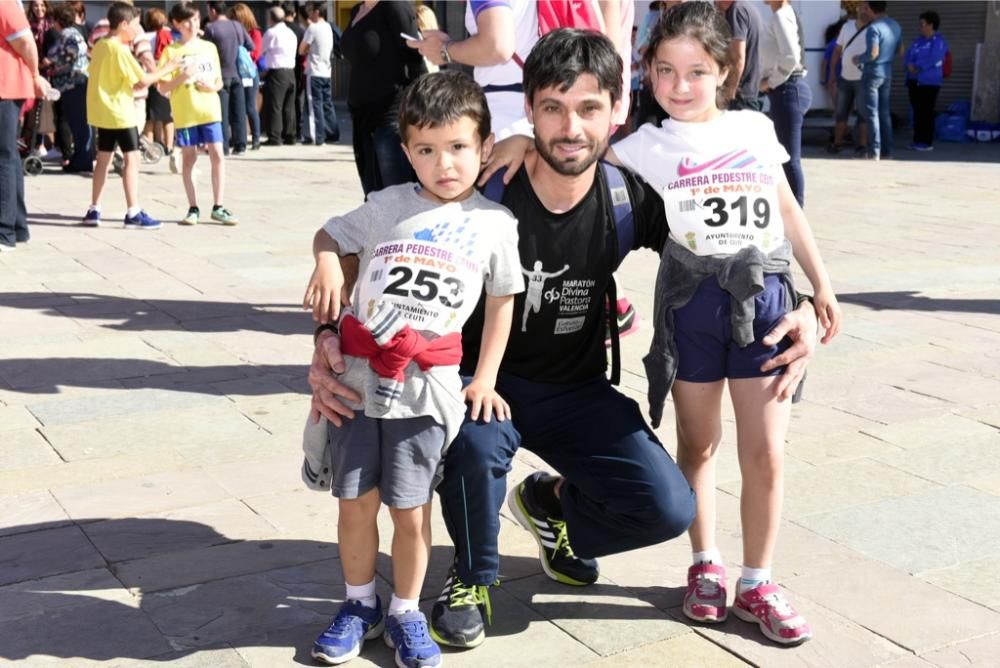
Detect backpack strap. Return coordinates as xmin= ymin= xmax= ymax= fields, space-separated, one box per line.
xmin=599 ymin=161 xmax=635 ymax=386
xmin=601 ymin=161 xmax=634 ymax=268
xmin=481 ymin=168 xmax=508 ymax=204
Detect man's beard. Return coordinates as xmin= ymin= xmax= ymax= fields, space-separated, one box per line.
xmin=535 ymin=134 xmax=608 ymax=176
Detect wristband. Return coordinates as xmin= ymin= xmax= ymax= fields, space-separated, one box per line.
xmin=440 ymin=41 xmax=452 ymax=64
xmin=794 ymin=292 xmax=813 ymax=308
xmin=313 ymin=323 xmax=338 ymax=345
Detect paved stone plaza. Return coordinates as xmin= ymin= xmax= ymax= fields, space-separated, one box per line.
xmin=1 ymin=134 xmax=999 ymax=667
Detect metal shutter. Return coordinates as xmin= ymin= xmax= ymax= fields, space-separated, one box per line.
xmin=888 ymin=1 xmax=986 ymax=119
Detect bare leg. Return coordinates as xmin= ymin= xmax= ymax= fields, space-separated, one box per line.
xmin=729 ymin=376 xmax=792 ymax=570
xmin=339 ymin=488 xmax=382 ymax=586
xmin=90 ymin=151 xmax=113 ymax=207
xmin=164 ymin=121 xmax=175 ymax=152
xmin=121 ymin=150 xmax=140 ymax=209
xmin=388 ymin=502 xmax=432 ymax=600
xmin=672 ymin=379 xmax=726 ymax=553
xmin=206 ymin=141 xmax=225 ymax=206
xmin=181 ymin=147 xmax=198 ymax=207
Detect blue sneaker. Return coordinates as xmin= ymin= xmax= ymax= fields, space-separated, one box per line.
xmin=81 ymin=208 xmax=101 ymax=227
xmin=123 ymin=210 xmax=161 ymax=230
xmin=312 ymin=597 xmax=385 ymax=665
xmin=384 ymin=610 xmax=442 ymax=668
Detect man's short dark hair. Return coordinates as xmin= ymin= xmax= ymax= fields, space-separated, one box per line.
xmin=398 ymin=71 xmax=491 ymax=145
xmin=919 ymin=10 xmax=940 ymax=30
xmin=523 ymin=29 xmax=623 ymax=107
xmin=866 ymin=1 xmax=888 ymax=14
xmin=305 ymin=1 xmax=325 ymax=20
xmin=207 ymin=1 xmax=227 ymax=16
xmin=107 ymin=1 xmax=138 ymax=30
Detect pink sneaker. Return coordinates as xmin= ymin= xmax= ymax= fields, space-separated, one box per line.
xmin=683 ymin=562 xmax=728 ymax=623
xmin=732 ymin=582 xmax=812 ymax=645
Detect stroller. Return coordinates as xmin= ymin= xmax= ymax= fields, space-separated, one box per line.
xmin=16 ymin=98 xmax=45 ymax=176
xmin=110 ymin=135 xmax=165 ymax=175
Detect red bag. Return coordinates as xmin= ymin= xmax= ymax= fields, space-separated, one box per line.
xmin=943 ymin=50 xmax=952 ymax=78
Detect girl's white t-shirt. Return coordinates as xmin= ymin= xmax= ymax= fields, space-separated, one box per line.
xmin=613 ymin=111 xmax=790 ymax=256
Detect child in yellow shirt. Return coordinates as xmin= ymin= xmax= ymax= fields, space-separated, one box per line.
xmin=157 ymin=2 xmax=238 ymax=226
xmin=84 ymin=2 xmax=178 ymax=229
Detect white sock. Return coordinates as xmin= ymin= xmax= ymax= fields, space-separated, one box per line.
xmin=126 ymin=206 xmax=142 ymax=218
xmin=88 ymin=204 xmax=101 ymax=213
xmin=738 ymin=566 xmax=771 ymax=593
xmin=692 ymin=547 xmax=722 ymax=565
xmin=345 ymin=580 xmax=377 ymax=609
xmin=388 ymin=594 xmax=419 ymax=616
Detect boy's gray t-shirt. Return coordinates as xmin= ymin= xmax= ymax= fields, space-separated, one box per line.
xmin=322 ymin=183 xmax=524 ymax=447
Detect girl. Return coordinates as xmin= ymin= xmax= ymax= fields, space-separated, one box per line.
xmin=606 ymin=2 xmax=841 ymax=645
xmin=157 ymin=2 xmax=238 ymax=226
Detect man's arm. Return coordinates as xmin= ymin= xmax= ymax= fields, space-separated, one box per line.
xmin=727 ymin=39 xmax=747 ymax=99
xmin=7 ymin=33 xmax=51 ymax=97
xmin=410 ymin=5 xmax=514 ymax=67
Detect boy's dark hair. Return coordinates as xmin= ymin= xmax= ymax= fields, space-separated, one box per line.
xmin=644 ymin=1 xmax=733 ymax=108
xmin=207 ymin=1 xmax=227 ymax=16
xmin=523 ymin=29 xmax=622 ymax=106
xmin=398 ymin=70 xmax=491 ymax=144
xmin=169 ymin=1 xmax=199 ymax=24
xmin=107 ymin=1 xmax=138 ymax=31
xmin=919 ymin=10 xmax=940 ymax=30
xmin=866 ymin=2 xmax=888 ymax=14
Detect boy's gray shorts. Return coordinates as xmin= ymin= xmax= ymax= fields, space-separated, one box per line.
xmin=327 ymin=411 xmax=446 ymax=509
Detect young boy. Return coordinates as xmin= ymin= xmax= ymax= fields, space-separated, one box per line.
xmin=301 ymin=70 xmax=524 ymax=668
xmin=157 ymin=2 xmax=238 ymax=226
xmin=83 ymin=2 xmax=178 ymax=229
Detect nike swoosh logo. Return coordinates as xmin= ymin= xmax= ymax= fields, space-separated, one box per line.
xmin=677 ymin=149 xmax=751 ymax=177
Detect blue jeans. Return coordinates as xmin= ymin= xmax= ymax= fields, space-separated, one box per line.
xmin=438 ymin=373 xmax=695 ymax=585
xmin=0 ymin=99 xmax=28 ymax=247
xmin=243 ymin=78 xmax=260 ymax=146
xmin=306 ymin=76 xmax=339 ymax=143
xmin=863 ymin=75 xmax=893 ymax=157
xmin=218 ymin=77 xmax=247 ymax=153
xmin=768 ymin=76 xmax=811 ymax=207
xmin=351 ymin=118 xmax=415 ymax=196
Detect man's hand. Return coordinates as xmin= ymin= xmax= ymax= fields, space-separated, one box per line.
xmin=408 ymin=30 xmax=450 ymax=66
xmin=760 ymin=300 xmax=817 ymax=401
xmin=32 ymin=74 xmax=52 ymax=99
xmin=309 ymin=330 xmax=361 ymax=427
xmin=463 ymin=379 xmax=510 ymax=423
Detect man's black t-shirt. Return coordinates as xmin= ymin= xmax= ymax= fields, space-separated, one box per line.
xmin=461 ymin=166 xmax=668 ymax=384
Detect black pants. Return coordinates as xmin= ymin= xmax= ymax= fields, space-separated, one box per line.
xmin=218 ymin=76 xmax=247 ymax=153
xmin=907 ymin=81 xmax=940 ymax=147
xmin=263 ymin=68 xmax=296 ymax=143
xmin=439 ymin=373 xmax=695 ymax=585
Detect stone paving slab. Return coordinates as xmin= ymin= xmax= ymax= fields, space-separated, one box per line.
xmin=797 ymin=485 xmax=1000 ymax=574
xmin=51 ymin=469 xmax=233 ymax=520
xmin=917 ymin=632 xmax=1000 ymax=668
xmin=582 ymin=632 xmax=751 ymax=667
xmin=0 ymin=490 xmax=71 ymax=537
xmin=919 ymin=555 xmax=1000 ymax=611
xmin=0 ymin=428 xmax=62 ymax=471
xmin=786 ymin=561 xmax=1000 ymax=654
xmin=0 ymin=567 xmax=135 ymax=624
xmin=0 ymin=525 xmax=106 ymax=586
xmin=0 ymin=598 xmax=172 ymax=664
